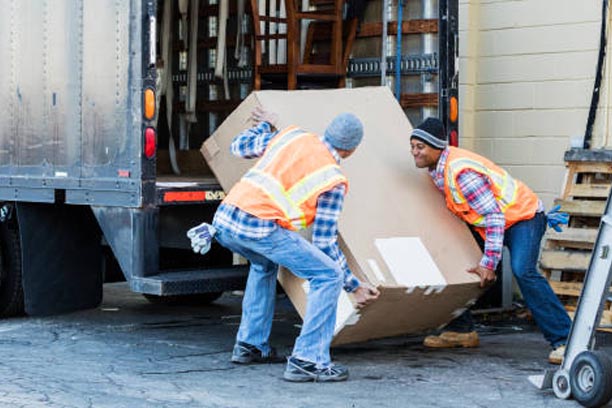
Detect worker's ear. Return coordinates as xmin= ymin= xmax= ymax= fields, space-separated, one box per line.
xmin=337 ymin=148 xmax=356 ymax=159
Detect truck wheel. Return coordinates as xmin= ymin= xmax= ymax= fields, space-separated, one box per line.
xmin=570 ymin=350 xmax=612 ymax=408
xmin=143 ymin=292 xmax=224 ymax=306
xmin=0 ymin=221 xmax=24 ymax=317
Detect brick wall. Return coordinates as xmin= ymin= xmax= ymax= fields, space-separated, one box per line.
xmin=458 ymin=0 xmax=602 ymax=206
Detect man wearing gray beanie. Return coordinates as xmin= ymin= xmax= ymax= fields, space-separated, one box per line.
xmin=188 ymin=107 xmax=379 ymax=382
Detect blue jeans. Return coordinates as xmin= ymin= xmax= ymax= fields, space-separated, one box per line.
xmin=449 ymin=212 xmax=571 ymax=347
xmin=215 ymin=225 xmax=343 ymax=368
xmin=505 ymin=212 xmax=571 ymax=347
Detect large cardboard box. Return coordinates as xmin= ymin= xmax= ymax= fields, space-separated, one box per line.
xmin=202 ymin=87 xmax=483 ymax=345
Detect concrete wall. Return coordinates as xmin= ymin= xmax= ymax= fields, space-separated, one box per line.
xmin=458 ymin=0 xmax=604 ymax=206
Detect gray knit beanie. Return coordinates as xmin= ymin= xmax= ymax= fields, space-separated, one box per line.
xmin=324 ymin=113 xmax=364 ymax=151
xmin=410 ymin=117 xmax=447 ymax=150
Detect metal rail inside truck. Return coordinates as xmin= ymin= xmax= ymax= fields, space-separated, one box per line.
xmin=0 ymin=0 xmax=458 ymax=317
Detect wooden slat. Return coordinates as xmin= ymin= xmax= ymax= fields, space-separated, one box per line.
xmin=550 ymin=281 xmax=586 ymax=297
xmin=255 ymin=34 xmax=289 ymax=41
xmin=569 ymin=183 xmax=611 ymax=198
xmin=554 ymin=199 xmax=606 ymax=217
xmin=565 ymin=149 xmax=612 ymax=163
xmin=259 ymin=16 xmax=288 ymax=23
xmin=566 ymin=306 xmax=612 ymax=322
xmin=545 ymin=228 xmax=598 ymax=247
xmin=544 ymin=241 xmax=593 ymax=251
xmin=297 ymin=64 xmax=339 ymax=74
xmin=566 ymin=161 xmax=612 ymax=174
xmin=295 ymin=11 xmax=338 ymax=21
xmin=400 ymin=93 xmax=438 ymax=109
xmin=357 ymin=19 xmax=438 ymax=38
xmin=540 ymin=250 xmax=591 ymax=271
xmin=567 ymin=309 xmax=612 ymax=332
xmin=597 ymin=327 xmax=612 ymax=333
xmin=259 ymin=64 xmax=289 ymax=73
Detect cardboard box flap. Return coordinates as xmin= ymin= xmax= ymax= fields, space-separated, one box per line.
xmin=331 ymin=284 xmax=478 ymax=345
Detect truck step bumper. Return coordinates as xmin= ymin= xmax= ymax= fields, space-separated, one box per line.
xmin=130 ymin=266 xmax=249 ymax=296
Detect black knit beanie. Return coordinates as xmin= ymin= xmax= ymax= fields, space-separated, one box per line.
xmin=410 ymin=117 xmax=447 ymax=150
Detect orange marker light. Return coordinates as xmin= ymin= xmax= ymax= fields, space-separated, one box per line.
xmin=449 ymin=96 xmax=458 ymax=123
xmin=144 ymin=88 xmax=156 ymax=120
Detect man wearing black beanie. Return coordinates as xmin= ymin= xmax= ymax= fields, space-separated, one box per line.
xmin=410 ymin=117 xmax=571 ymax=365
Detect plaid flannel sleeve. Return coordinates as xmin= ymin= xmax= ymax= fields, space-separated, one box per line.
xmin=312 ymin=184 xmax=360 ymax=292
xmin=230 ymin=121 xmax=277 ymax=159
xmin=456 ymin=170 xmax=505 ymax=271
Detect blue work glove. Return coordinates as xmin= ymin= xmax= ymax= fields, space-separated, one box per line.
xmin=187 ymin=222 xmax=217 ymax=255
xmin=546 ymin=204 xmax=569 ymax=232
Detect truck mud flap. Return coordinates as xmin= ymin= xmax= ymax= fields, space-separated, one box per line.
xmin=16 ymin=203 xmax=103 ymax=316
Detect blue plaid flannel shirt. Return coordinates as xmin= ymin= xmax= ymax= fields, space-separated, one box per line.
xmin=213 ymin=121 xmax=360 ymax=292
xmin=430 ymin=147 xmax=543 ymax=270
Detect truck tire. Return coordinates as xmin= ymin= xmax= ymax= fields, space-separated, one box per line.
xmin=570 ymin=350 xmax=612 ymax=408
xmin=0 ymin=221 xmax=24 ymax=317
xmin=143 ymin=291 xmax=224 ymax=306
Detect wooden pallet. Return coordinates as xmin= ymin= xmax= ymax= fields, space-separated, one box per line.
xmin=540 ymin=159 xmax=611 ymax=277
xmin=565 ymin=306 xmax=612 ymax=334
xmin=539 ymin=150 xmax=612 ymax=329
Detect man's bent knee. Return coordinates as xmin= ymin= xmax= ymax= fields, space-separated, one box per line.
xmin=310 ymin=267 xmax=343 ymax=289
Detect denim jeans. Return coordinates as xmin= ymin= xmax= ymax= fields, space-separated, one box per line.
xmin=505 ymin=212 xmax=571 ymax=347
xmin=448 ymin=212 xmax=571 ymax=347
xmin=215 ymin=225 xmax=343 ymax=368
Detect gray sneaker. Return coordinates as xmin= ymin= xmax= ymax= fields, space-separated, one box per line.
xmin=231 ymin=341 xmax=285 ymax=364
xmin=283 ymin=356 xmax=349 ymax=382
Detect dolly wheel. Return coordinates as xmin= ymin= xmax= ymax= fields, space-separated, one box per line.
xmin=570 ymin=350 xmax=612 ymax=408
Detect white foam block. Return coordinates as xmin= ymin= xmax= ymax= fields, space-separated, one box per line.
xmin=303 ymin=280 xmax=359 ymax=334
xmin=367 ymin=258 xmax=385 ymax=283
xmin=375 ymin=237 xmax=447 ymax=288
xmin=335 ymin=291 xmax=359 ymax=334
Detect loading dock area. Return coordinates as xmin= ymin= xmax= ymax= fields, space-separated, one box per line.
xmin=0 ymin=282 xmax=609 ymax=408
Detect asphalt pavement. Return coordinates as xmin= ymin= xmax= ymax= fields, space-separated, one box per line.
xmin=0 ymin=282 xmax=609 ymax=408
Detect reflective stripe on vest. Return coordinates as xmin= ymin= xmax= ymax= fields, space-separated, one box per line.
xmin=254 ymin=126 xmax=309 ymax=170
xmin=288 ymin=164 xmax=346 ymax=205
xmin=223 ymin=125 xmax=348 ymax=231
xmin=242 ymin=164 xmax=345 ymax=230
xmin=446 ymin=157 xmax=519 ymax=227
xmin=242 ymin=169 xmax=307 ymax=229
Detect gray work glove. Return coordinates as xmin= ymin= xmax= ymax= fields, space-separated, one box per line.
xmin=187 ymin=222 xmax=217 ymax=255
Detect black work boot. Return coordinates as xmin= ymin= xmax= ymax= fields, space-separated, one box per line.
xmin=283 ymin=356 xmax=349 ymax=382
xmin=230 ymin=341 xmax=285 ymax=364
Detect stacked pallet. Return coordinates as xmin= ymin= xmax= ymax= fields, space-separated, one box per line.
xmin=539 ymin=149 xmax=612 ymax=332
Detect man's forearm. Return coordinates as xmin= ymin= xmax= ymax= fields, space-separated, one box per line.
xmin=313 ymin=239 xmax=360 ymax=292
xmin=480 ymin=212 xmax=505 ymax=270
xmin=230 ymin=121 xmax=276 ymax=158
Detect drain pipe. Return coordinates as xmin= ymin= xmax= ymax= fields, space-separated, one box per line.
xmin=395 ymin=0 xmax=404 ymax=100
xmin=584 ymin=0 xmax=609 ymax=149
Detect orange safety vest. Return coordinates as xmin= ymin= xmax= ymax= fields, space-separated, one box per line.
xmin=223 ymin=125 xmax=348 ymax=231
xmin=443 ymin=146 xmax=539 ymax=238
